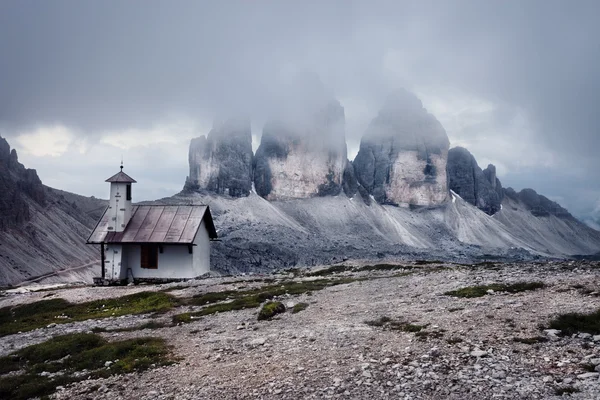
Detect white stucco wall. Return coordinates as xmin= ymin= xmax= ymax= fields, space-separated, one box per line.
xmin=108 ymin=182 xmax=133 ymax=232
xmin=105 ymin=216 xmax=212 ymax=281
xmin=193 ymin=219 xmax=211 ymax=275
xmin=121 ymin=223 xmax=210 ymax=280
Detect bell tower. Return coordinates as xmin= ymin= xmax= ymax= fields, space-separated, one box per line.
xmin=105 ymin=163 xmax=136 ymax=232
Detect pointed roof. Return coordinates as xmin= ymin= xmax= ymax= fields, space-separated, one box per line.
xmin=105 ymin=167 xmax=137 ymax=183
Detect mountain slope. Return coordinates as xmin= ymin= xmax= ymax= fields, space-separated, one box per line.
xmin=0 ymin=136 xmax=106 ymax=287
xmin=157 ymin=188 xmax=600 ymax=275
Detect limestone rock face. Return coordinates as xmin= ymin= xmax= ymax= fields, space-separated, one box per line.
xmin=186 ymin=119 xmax=253 ymax=197
xmin=353 ymin=90 xmax=450 ymax=206
xmin=446 ymin=147 xmax=503 ymax=215
xmin=253 ymin=101 xmax=347 ymax=200
xmin=0 ymin=136 xmax=46 ymax=230
xmin=504 ymin=188 xmax=572 ymax=219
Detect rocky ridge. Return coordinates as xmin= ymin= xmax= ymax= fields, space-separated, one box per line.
xmin=0 ymin=135 xmax=106 ymax=287
xmin=0 ymin=136 xmax=45 ymax=230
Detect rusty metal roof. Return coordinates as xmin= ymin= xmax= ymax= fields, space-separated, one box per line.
xmin=87 ymin=205 xmax=217 ymax=244
xmin=105 ymin=170 xmax=137 ymax=183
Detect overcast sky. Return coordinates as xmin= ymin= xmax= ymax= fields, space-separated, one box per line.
xmin=1 ymin=1 xmax=599 ymax=225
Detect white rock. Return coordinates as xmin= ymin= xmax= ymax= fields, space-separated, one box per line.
xmin=250 ymin=338 xmax=266 ymax=346
xmin=470 ymin=350 xmax=488 ymax=357
xmin=544 ymin=329 xmax=561 ymax=337
xmin=577 ymin=372 xmax=599 ymax=379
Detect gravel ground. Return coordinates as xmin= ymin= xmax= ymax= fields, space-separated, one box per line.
xmin=2 ymin=261 xmax=600 ymax=399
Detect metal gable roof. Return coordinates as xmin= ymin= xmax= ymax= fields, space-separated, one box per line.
xmin=87 ymin=205 xmax=217 ymax=244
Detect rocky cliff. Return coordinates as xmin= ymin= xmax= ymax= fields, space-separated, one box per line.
xmin=253 ymin=100 xmax=347 ymax=200
xmin=352 ymin=90 xmax=450 ymax=206
xmin=0 ymin=135 xmax=105 ymax=286
xmin=0 ymin=136 xmax=46 ymax=230
xmin=186 ymin=119 xmax=253 ymax=197
xmin=504 ymin=188 xmax=572 ymax=219
xmin=446 ymin=147 xmax=504 ymax=215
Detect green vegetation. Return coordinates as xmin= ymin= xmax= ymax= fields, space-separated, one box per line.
xmin=92 ymin=320 xmax=170 ymax=333
xmin=415 ymin=330 xmax=444 ymax=341
xmin=547 ymin=308 xmax=600 ymax=335
xmin=172 ymin=313 xmax=193 ymax=324
xmin=189 ymin=290 xmax=239 ymax=305
xmin=365 ymin=316 xmax=427 ymax=333
xmin=306 ymin=265 xmax=353 ymax=277
xmin=0 ymin=333 xmax=174 ymax=400
xmin=292 ymin=302 xmax=309 ymax=313
xmin=444 ymin=282 xmax=546 ymax=298
xmin=355 ymin=264 xmax=414 ymax=272
xmin=0 ymin=291 xmax=177 ymax=337
xmin=258 ymin=301 xmax=286 ymax=320
xmin=172 ymin=278 xmax=357 ymax=323
xmin=512 ymin=336 xmax=549 ymax=345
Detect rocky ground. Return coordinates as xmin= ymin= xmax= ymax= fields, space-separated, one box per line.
xmin=2 ymin=260 xmax=600 ymax=399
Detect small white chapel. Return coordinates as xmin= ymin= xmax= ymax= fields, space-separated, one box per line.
xmin=87 ymin=165 xmax=217 ymax=284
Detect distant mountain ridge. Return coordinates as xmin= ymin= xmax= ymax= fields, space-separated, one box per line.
xmin=2 ymin=88 xmax=600 ymax=286
xmin=180 ymin=89 xmax=600 ymax=273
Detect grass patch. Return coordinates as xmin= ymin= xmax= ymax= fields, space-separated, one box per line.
xmin=172 ymin=278 xmax=357 ymax=323
xmin=258 ymin=301 xmax=286 ymax=320
xmin=444 ymin=282 xmax=545 ymax=298
xmin=365 ymin=316 xmax=427 ymax=333
xmin=306 ymin=265 xmax=353 ymax=277
xmin=512 ymin=336 xmax=549 ymax=345
xmin=92 ymin=320 xmax=171 ymax=333
xmin=355 ymin=264 xmax=414 ymax=272
xmin=0 ymin=291 xmax=177 ymax=337
xmin=292 ymin=302 xmax=309 ymax=313
xmin=415 ymin=330 xmax=444 ymax=341
xmin=189 ymin=290 xmax=240 ymax=306
xmin=0 ymin=333 xmax=174 ymax=400
xmin=546 ymin=308 xmax=600 ymax=335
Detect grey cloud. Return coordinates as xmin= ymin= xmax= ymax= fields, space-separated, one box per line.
xmin=1 ymin=0 xmax=600 ymax=218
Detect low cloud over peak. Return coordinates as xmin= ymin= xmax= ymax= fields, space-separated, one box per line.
xmin=1 ymin=0 xmax=599 ymax=219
